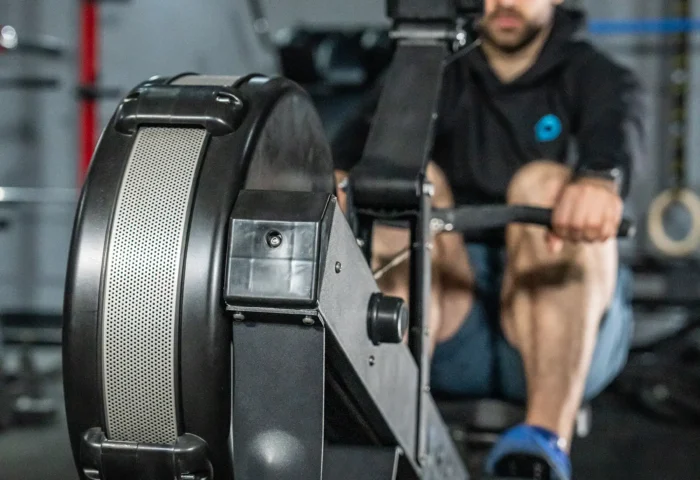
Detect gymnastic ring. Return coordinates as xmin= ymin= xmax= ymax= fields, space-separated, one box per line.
xmin=647 ymin=188 xmax=700 ymax=257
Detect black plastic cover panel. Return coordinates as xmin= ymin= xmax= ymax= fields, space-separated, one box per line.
xmin=114 ymin=85 xmax=245 ymax=136
xmin=224 ymin=190 xmax=333 ymax=307
xmin=80 ymin=428 xmax=213 ymax=480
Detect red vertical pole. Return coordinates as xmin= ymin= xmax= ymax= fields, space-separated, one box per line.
xmin=79 ymin=0 xmax=98 ymax=183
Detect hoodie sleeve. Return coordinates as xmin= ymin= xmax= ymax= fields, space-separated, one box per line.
xmin=574 ymin=49 xmax=647 ymax=199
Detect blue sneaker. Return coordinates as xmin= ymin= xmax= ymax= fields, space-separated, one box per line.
xmin=484 ymin=424 xmax=572 ymax=480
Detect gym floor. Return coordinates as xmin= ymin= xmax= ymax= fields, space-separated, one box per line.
xmin=1 ymin=345 xmax=699 ymax=480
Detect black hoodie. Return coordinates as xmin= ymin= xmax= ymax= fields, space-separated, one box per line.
xmin=332 ymin=7 xmax=646 ymax=206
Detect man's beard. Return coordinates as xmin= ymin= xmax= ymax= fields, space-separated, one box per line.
xmin=477 ymin=14 xmax=545 ymax=54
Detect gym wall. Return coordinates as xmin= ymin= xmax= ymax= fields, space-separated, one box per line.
xmin=0 ymin=0 xmax=693 ymax=314
xmin=0 ymin=0 xmax=78 ymax=313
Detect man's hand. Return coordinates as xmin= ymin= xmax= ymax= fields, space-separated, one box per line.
xmin=548 ymin=177 xmax=623 ymax=253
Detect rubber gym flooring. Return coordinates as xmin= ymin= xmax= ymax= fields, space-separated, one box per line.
xmin=1 ymin=345 xmax=699 ymax=480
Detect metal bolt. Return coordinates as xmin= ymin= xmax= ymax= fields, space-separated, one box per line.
xmin=0 ymin=25 xmax=18 ymax=50
xmin=423 ymin=385 xmax=431 ymax=393
xmin=430 ymin=218 xmax=445 ymax=233
xmin=436 ymin=450 xmax=445 ymax=465
xmin=302 ymin=316 xmax=315 ymax=326
xmin=671 ymin=68 xmax=687 ymax=85
xmin=356 ymin=238 xmax=365 ymax=248
xmin=335 ymin=262 xmax=342 ymax=274
xmin=451 ymin=427 xmax=468 ymax=442
xmin=360 ymin=30 xmax=380 ymax=49
xmin=422 ymin=182 xmax=435 ymax=197
xmin=368 ymin=355 xmax=376 ymax=366
xmin=233 ymin=312 xmax=245 ymax=322
xmin=266 ymin=230 xmax=283 ymax=248
xmin=653 ymin=384 xmax=670 ymax=400
xmin=253 ymin=18 xmax=269 ymax=34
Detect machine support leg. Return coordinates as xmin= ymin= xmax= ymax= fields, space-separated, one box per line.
xmin=323 ymin=446 xmax=400 ymax=479
xmin=232 ymin=319 xmax=325 ymax=480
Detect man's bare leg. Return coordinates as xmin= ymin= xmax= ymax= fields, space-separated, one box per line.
xmin=500 ymin=161 xmax=619 ymax=448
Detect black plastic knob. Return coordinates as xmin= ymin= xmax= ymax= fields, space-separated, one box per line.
xmin=367 ymin=293 xmax=408 ymax=346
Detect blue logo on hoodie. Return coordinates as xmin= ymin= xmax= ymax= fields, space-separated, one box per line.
xmin=535 ymin=114 xmax=562 ymax=143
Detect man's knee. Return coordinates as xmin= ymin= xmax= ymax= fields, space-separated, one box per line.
xmin=503 ymin=161 xmax=619 ymax=313
xmin=505 ymin=161 xmax=587 ymax=266
xmin=507 ymin=160 xmax=572 ymax=207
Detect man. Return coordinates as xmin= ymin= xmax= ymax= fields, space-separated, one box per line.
xmin=333 ymin=1 xmax=646 ymax=479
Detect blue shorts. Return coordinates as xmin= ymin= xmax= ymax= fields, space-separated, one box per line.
xmin=430 ymin=243 xmax=634 ymax=402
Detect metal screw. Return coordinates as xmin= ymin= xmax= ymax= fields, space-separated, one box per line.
xmin=432 ymin=218 xmax=454 ymax=233
xmin=0 ymin=25 xmax=18 ymax=50
xmin=368 ymin=355 xmax=376 ymax=366
xmin=430 ymin=218 xmax=445 ymax=233
xmin=423 ymin=385 xmax=431 ymax=393
xmin=436 ymin=450 xmax=445 ymax=465
xmin=266 ymin=230 xmax=283 ymax=248
xmin=302 ymin=316 xmax=315 ymax=326
xmin=653 ymin=384 xmax=670 ymax=400
xmin=253 ymin=18 xmax=269 ymax=34
xmin=451 ymin=427 xmax=468 ymax=442
xmin=335 ymin=262 xmax=342 ymax=273
xmin=672 ymin=68 xmax=687 ymax=85
xmin=233 ymin=312 xmax=245 ymax=322
xmin=455 ymin=31 xmax=467 ymax=47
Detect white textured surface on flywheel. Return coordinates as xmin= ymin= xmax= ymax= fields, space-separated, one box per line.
xmin=172 ymin=75 xmax=241 ymax=86
xmin=102 ymin=127 xmax=207 ymax=443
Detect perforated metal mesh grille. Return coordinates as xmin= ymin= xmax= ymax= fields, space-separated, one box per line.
xmin=102 ymin=127 xmax=207 ymax=444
